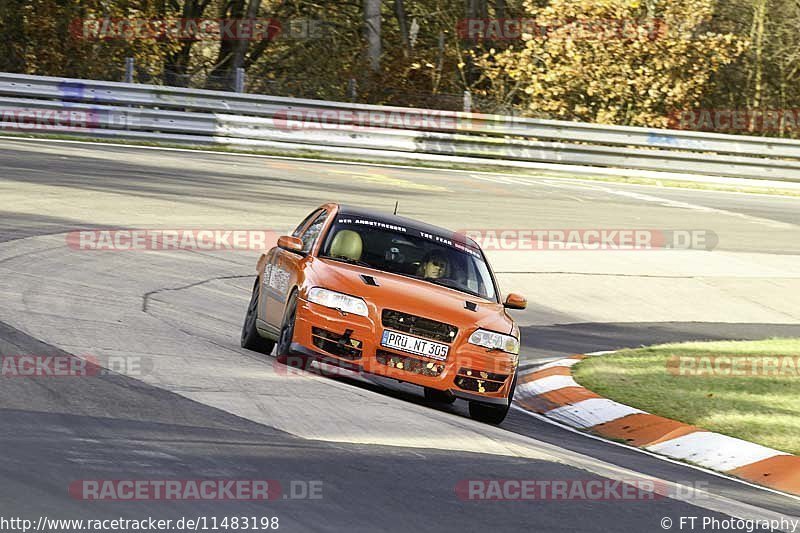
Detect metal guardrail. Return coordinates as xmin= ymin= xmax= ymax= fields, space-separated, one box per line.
xmin=1 ymin=72 xmax=800 ymax=181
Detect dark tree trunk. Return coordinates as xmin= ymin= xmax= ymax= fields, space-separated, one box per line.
xmin=364 ymin=0 xmax=382 ymax=71
xmin=163 ymin=0 xmax=213 ymax=87
xmin=466 ymin=0 xmax=488 ymax=18
xmin=0 ymin=0 xmax=28 ymax=73
xmin=394 ymin=0 xmax=409 ymax=56
xmin=495 ymin=0 xmax=506 ymax=18
xmin=206 ymin=0 xmax=262 ymax=90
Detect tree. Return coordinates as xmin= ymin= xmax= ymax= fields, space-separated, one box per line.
xmin=163 ymin=0 xmax=215 ymax=87
xmin=0 ymin=0 xmax=28 ymax=72
xmin=206 ymin=0 xmax=264 ymax=89
xmin=472 ymin=0 xmax=746 ymax=126
xmin=364 ymin=0 xmax=382 ymax=70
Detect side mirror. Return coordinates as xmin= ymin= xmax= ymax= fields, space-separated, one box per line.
xmin=503 ymin=293 xmax=527 ymax=310
xmin=277 ymin=235 xmax=303 ymax=253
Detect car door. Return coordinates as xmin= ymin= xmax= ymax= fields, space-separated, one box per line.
xmin=263 ymin=208 xmax=329 ymax=327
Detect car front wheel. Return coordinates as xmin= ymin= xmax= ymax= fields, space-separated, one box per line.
xmin=468 ymin=401 xmax=510 ymax=424
xmin=240 ymin=278 xmax=276 ymax=354
xmin=275 ymin=291 xmax=311 ymax=370
xmin=467 ymin=373 xmax=517 ymax=424
xmin=424 ymin=387 xmax=456 ymax=404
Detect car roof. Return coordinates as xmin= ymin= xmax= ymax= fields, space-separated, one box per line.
xmin=334 ymin=204 xmax=481 ymax=250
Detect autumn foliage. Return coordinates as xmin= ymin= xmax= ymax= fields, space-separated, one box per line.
xmin=472 ymin=0 xmax=747 ymax=127
xmin=2 ymin=0 xmax=798 ymax=136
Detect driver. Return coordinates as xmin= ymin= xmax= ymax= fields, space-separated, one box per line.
xmin=418 ymin=250 xmax=449 ymax=279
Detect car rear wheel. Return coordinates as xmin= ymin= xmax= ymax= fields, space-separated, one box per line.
xmin=467 ymin=373 xmax=517 ymax=425
xmin=275 ymin=291 xmax=311 ymax=370
xmin=241 ymin=278 xmax=276 ymax=354
xmin=424 ymin=387 xmax=456 ymax=404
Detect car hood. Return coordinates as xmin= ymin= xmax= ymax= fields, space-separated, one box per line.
xmin=306 ymin=258 xmax=514 ymax=334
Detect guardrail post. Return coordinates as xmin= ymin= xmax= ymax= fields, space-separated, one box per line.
xmin=234 ymin=68 xmax=246 ymax=93
xmin=348 ymin=78 xmax=358 ymax=102
xmin=124 ymin=58 xmax=134 ymax=84
xmin=463 ymin=91 xmax=472 ymax=113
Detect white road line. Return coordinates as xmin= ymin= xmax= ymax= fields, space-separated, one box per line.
xmin=539 ymin=178 xmax=798 ymax=229
xmin=470 ymin=174 xmax=591 ymax=202
xmin=472 ymin=174 xmax=800 ymax=224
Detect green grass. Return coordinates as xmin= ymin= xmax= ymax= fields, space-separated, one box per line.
xmin=572 ymin=338 xmax=800 ymax=455
xmin=2 ymin=131 xmax=800 ymax=198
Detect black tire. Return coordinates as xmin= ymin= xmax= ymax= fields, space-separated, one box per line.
xmin=467 ymin=373 xmax=517 ymax=425
xmin=241 ymin=278 xmax=276 ymax=354
xmin=424 ymin=387 xmax=456 ymax=404
xmin=275 ymin=291 xmax=311 ymax=370
xmin=468 ymin=401 xmax=510 ymax=424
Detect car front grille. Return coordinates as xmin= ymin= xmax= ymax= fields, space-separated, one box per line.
xmin=454 ymin=367 xmax=508 ymax=393
xmin=311 ymin=327 xmax=363 ymax=360
xmin=376 ymin=349 xmax=445 ymax=377
xmin=381 ymin=309 xmax=458 ymax=343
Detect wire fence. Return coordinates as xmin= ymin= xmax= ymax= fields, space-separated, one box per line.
xmin=116 ymin=58 xmax=790 ymax=129
xmin=121 ymin=60 xmax=489 ymax=113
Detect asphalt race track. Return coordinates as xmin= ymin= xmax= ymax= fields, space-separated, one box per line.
xmin=1 ymin=137 xmax=799 ymax=532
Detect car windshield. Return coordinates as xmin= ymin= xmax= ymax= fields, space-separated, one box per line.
xmin=320 ymin=217 xmax=497 ymax=301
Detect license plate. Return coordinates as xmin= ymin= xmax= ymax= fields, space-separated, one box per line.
xmin=381 ymin=330 xmax=449 ymax=361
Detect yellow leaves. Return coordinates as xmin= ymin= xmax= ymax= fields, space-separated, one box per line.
xmin=596 ymin=108 xmax=621 ymax=124
xmin=573 ymin=104 xmax=591 ymax=115
xmin=474 ymin=0 xmax=745 ymax=128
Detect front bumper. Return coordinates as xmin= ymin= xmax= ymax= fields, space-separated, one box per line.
xmin=292 ymin=297 xmax=517 ymax=405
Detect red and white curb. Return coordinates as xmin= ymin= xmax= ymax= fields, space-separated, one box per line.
xmin=515 ymin=354 xmax=800 ymax=496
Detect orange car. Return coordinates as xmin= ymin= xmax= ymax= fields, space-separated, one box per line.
xmin=240 ymin=203 xmax=527 ymax=423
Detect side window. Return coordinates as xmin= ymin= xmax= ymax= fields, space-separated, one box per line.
xmin=299 ymin=211 xmax=328 ymax=253
xmin=292 ymin=210 xmax=321 ymax=238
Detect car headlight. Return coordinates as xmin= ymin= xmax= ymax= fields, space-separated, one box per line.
xmin=468 ymin=329 xmax=520 ymax=355
xmin=307 ymin=288 xmax=369 ymax=317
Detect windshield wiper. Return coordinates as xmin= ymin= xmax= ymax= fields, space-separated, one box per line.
xmin=321 ymin=255 xmax=373 ymax=269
